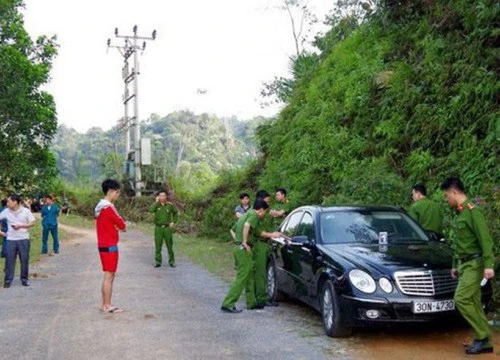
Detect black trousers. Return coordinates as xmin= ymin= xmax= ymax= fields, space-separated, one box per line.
xmin=4 ymin=239 xmax=30 ymax=284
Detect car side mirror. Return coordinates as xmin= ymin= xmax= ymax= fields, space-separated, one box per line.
xmin=290 ymin=235 xmax=309 ymax=245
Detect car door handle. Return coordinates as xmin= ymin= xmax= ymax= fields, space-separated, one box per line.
xmin=301 ymin=247 xmax=311 ymax=253
xmin=286 ymin=248 xmax=293 ymax=254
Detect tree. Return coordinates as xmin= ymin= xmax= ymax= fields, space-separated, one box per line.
xmin=0 ymin=0 xmax=58 ymax=193
xmin=276 ymin=0 xmax=317 ymax=57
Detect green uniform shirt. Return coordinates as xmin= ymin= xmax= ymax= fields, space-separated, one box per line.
xmin=272 ymin=201 xmax=292 ymax=228
xmin=408 ymin=197 xmax=443 ymax=234
xmin=451 ymin=199 xmax=494 ymax=269
xmin=233 ymin=209 xmax=260 ymax=246
xmin=149 ymin=202 xmax=178 ymax=226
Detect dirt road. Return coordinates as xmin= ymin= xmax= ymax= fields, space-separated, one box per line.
xmin=0 ymin=224 xmax=347 ymax=360
xmin=0 ymin=224 xmax=497 ymax=359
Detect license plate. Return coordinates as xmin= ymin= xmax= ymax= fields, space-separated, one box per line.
xmin=412 ymin=300 xmax=455 ymax=313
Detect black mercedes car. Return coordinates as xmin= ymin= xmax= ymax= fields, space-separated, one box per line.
xmin=266 ymin=206 xmax=492 ymax=337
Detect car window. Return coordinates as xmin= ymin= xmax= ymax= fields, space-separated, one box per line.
xmin=320 ymin=210 xmax=428 ymax=244
xmin=296 ymin=212 xmax=315 ymax=241
xmin=282 ymin=211 xmax=303 ymax=238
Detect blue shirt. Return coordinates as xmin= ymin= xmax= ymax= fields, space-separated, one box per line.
xmin=41 ymin=204 xmax=60 ymax=226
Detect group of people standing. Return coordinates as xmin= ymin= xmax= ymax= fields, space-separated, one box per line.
xmin=409 ymin=178 xmax=495 ymax=355
xmin=0 ymin=193 xmax=60 ymax=288
xmin=221 ymin=188 xmax=291 ymax=313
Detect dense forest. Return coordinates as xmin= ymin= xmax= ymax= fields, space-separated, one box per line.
xmin=197 ymin=0 xmax=499 ymax=252
xmin=51 ymin=111 xmax=265 ymax=197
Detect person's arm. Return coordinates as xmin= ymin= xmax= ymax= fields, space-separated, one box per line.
xmin=242 ymin=222 xmax=251 ymax=252
xmin=407 ymin=204 xmax=419 ymax=222
xmin=258 ymin=230 xmax=282 ymax=239
xmin=272 ymin=209 xmax=286 ymax=218
xmin=12 ymin=211 xmax=36 ymax=230
xmin=470 ymin=209 xmax=495 ymax=276
xmin=235 ymin=212 xmax=243 ymax=219
xmin=108 ymin=206 xmax=127 ymax=231
xmin=229 ymin=229 xmax=236 ymax=241
xmin=55 ymin=204 xmax=60 ymax=217
xmin=169 ymin=204 xmax=179 ymax=227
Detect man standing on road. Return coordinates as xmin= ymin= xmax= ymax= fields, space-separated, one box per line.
xmin=221 ymin=199 xmax=280 ymax=313
xmin=150 ymin=190 xmax=178 ymax=268
xmin=95 ymin=179 xmax=127 ymax=313
xmin=441 ymin=177 xmax=495 ymax=355
xmin=0 ymin=194 xmax=36 ymax=288
xmin=41 ymin=194 xmax=60 ymax=255
xmin=408 ymin=183 xmax=443 ymax=234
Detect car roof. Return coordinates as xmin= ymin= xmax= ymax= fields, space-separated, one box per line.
xmin=294 ymin=205 xmax=402 ymax=213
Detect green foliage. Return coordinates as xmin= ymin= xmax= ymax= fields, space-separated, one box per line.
xmin=0 ymin=0 xmax=59 ymax=193
xmin=197 ymin=160 xmax=264 ymax=239
xmin=199 ymin=0 xmax=499 ymax=259
xmin=52 ymin=111 xmax=267 ymax=199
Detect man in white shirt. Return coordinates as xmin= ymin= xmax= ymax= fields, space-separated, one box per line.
xmin=0 ymin=193 xmax=36 ymax=288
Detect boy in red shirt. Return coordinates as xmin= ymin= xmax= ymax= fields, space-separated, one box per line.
xmin=95 ymin=179 xmax=126 ymax=313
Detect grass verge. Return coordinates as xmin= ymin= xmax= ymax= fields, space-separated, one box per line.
xmin=132 ymin=222 xmax=235 ymax=283
xmin=58 ymin=213 xmax=95 ymax=229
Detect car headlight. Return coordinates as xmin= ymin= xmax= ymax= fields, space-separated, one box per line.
xmin=379 ymin=277 xmax=393 ymax=293
xmin=349 ymin=269 xmax=376 ymax=294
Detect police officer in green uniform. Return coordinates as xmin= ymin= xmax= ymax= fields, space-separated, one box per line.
xmin=441 ymin=177 xmax=495 ymax=355
xmin=270 ymin=188 xmax=292 ymax=228
xmin=252 ymin=190 xmax=282 ymax=307
xmin=252 ymin=188 xmax=291 ymax=307
xmin=221 ymin=199 xmax=280 ymax=313
xmin=150 ymin=190 xmax=179 ymax=268
xmin=408 ymin=183 xmax=443 ymax=234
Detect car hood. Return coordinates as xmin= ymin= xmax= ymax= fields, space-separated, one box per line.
xmin=319 ymin=242 xmax=453 ymax=275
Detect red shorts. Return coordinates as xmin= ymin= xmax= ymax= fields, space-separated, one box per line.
xmin=99 ymin=251 xmax=119 ymax=272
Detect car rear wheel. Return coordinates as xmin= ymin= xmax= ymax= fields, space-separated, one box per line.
xmin=267 ymin=257 xmax=285 ymax=302
xmin=320 ymin=280 xmax=351 ymax=337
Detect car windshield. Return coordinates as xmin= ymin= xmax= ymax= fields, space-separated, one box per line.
xmin=320 ymin=210 xmax=429 ymax=244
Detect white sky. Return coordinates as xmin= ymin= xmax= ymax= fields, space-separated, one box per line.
xmin=22 ymin=0 xmax=332 ymax=133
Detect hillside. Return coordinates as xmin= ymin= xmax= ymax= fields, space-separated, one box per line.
xmin=199 ymin=0 xmax=499 ymax=241
xmin=51 ymin=111 xmax=267 ymax=195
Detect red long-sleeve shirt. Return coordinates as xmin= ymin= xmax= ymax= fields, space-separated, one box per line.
xmin=95 ymin=200 xmax=126 ymax=247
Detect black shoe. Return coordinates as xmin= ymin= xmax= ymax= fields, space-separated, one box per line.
xmin=465 ymin=339 xmax=493 ymax=355
xmin=220 ymin=306 xmax=242 ymax=313
xmin=248 ymin=303 xmax=265 ymax=310
xmin=3 ymin=283 xmax=10 ymax=288
xmin=169 ymin=264 xmax=176 ymax=268
xmin=264 ymin=301 xmax=279 ymax=307
xmin=154 ymin=264 xmax=161 ymax=268
xmin=54 ymin=251 xmax=59 ymax=254
xmin=21 ymin=281 xmax=29 ymax=287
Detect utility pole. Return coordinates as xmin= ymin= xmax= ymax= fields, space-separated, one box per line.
xmin=107 ymin=25 xmax=156 ymax=196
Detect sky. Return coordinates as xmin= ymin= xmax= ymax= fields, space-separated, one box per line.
xmin=22 ymin=0 xmax=332 ymax=133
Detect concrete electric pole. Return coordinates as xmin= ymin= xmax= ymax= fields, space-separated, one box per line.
xmin=107 ymin=25 xmax=156 ymax=196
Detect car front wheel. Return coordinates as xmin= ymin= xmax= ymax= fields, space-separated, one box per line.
xmin=320 ymin=280 xmax=351 ymax=337
xmin=267 ymin=257 xmax=285 ymax=302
